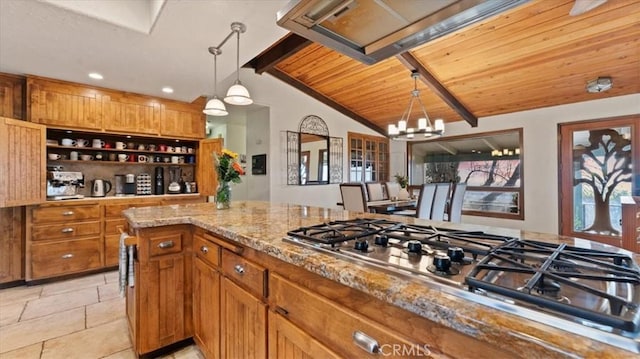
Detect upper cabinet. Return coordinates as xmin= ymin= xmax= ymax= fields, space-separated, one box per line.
xmin=28 ymin=77 xmax=104 ymax=130
xmin=0 ymin=73 xmax=26 ymax=120
xmin=0 ymin=117 xmax=46 ymax=207
xmin=27 ymin=76 xmax=205 ymax=140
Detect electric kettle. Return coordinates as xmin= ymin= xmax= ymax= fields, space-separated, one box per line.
xmin=91 ymin=179 xmax=112 ymax=197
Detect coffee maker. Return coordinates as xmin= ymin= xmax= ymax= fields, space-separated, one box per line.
xmin=167 ymin=166 xmax=182 ymax=194
xmin=46 ymin=170 xmax=85 ymax=200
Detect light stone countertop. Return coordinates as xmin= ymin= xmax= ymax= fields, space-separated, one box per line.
xmin=123 ymin=200 xmax=639 ymax=358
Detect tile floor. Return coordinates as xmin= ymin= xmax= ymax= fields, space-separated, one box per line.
xmin=0 ymin=271 xmax=203 ymax=359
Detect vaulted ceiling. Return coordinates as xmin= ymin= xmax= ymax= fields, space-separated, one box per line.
xmin=249 ymin=0 xmax=640 ymax=135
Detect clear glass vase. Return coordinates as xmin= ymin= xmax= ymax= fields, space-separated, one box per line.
xmin=216 ymin=181 xmax=231 ymax=209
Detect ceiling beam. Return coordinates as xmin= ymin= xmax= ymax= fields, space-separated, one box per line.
xmin=246 ymin=33 xmax=311 ymax=75
xmin=267 ymin=68 xmax=387 ymax=135
xmin=397 ymin=52 xmax=478 ymax=128
xmin=436 ymin=143 xmax=458 ymax=155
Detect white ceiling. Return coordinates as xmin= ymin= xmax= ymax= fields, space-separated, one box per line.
xmin=0 ymin=0 xmax=289 ymax=102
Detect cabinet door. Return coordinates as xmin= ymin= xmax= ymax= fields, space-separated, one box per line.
xmin=103 ymin=94 xmax=160 ymax=135
xmin=0 ymin=207 xmax=24 ymax=283
xmin=28 ymin=78 xmax=103 ymax=130
xmin=160 ymin=103 xmax=205 ymax=139
xmin=0 ymin=117 xmax=46 ymax=207
xmin=221 ymin=277 xmax=267 ymax=359
xmin=193 ymin=257 xmax=221 ymax=359
xmin=0 ymin=73 xmax=25 ymax=120
xmin=197 ymin=138 xmax=223 ymax=197
xmin=268 ymin=310 xmax=340 ymax=359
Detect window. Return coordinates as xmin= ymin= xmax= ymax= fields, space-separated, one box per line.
xmin=348 ymin=132 xmax=389 ymax=183
xmin=408 ymin=129 xmax=523 ymax=219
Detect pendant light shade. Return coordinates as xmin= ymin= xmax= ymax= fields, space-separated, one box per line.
xmin=203 ymin=97 xmax=228 ymax=116
xmin=225 ymin=81 xmax=253 ymax=105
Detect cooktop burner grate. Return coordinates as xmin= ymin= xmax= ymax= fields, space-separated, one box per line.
xmin=466 ymin=239 xmax=640 ymax=332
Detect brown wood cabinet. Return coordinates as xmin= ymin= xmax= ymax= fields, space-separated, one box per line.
xmin=221 ymin=277 xmax=267 ymax=358
xmin=0 ymin=117 xmax=46 ymax=207
xmin=127 ymin=225 xmax=193 ymax=356
xmin=0 ymin=73 xmax=26 ymax=120
xmin=0 ymin=207 xmax=24 ymax=284
xmin=268 ymin=310 xmax=340 ymax=359
xmin=102 ymin=93 xmax=160 ymax=135
xmin=160 ymin=100 xmax=206 ymax=139
xmin=193 ymin=253 xmax=221 ymax=359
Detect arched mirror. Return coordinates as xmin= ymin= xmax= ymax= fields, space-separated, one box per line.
xmin=287 ymin=115 xmax=343 ymax=185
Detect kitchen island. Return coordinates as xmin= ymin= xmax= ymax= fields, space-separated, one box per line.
xmin=123 ymin=201 xmax=638 ymax=358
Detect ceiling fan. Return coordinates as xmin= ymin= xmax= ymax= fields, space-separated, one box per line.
xmin=569 ymin=0 xmax=607 ymax=16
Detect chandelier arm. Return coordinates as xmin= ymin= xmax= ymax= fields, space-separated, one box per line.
xmin=415 ymin=96 xmax=432 ymax=126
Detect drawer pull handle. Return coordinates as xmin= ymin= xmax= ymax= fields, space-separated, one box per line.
xmin=234 ymin=264 xmax=245 ymax=275
xmin=353 ymin=331 xmax=379 ymax=354
xmin=200 ymin=246 xmax=209 ymax=254
xmin=61 ymin=253 xmax=74 ymax=259
xmin=61 ymin=227 xmax=74 ymax=233
xmin=158 ymin=240 xmax=174 ymax=249
xmin=62 ymin=211 xmax=74 ymax=216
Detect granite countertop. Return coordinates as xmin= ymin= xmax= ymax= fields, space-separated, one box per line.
xmin=123 ymin=201 xmax=638 ymax=358
xmin=42 ymin=193 xmax=202 ymax=204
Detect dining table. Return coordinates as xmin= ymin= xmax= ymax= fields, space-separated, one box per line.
xmin=367 ymin=199 xmax=417 ymax=214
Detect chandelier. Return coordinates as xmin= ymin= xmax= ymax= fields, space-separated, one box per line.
xmin=388 ymin=71 xmax=444 ymax=141
xmin=203 ymin=22 xmax=252 ymax=116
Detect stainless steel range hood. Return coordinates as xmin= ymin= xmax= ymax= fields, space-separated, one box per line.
xmin=277 ymin=0 xmax=529 ymax=65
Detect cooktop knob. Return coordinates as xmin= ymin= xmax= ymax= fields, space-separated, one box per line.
xmin=433 ymin=254 xmax=452 ymax=272
xmin=407 ymin=240 xmax=422 ymax=254
xmin=447 ymin=247 xmax=465 ymax=263
xmin=354 ymin=239 xmax=368 ymax=251
xmin=374 ymin=234 xmax=389 ymax=246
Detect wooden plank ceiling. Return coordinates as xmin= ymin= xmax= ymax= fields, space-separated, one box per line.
xmin=248 ymin=0 xmax=640 ymax=135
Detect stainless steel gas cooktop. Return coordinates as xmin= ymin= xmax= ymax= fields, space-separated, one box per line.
xmin=284 ymin=218 xmax=640 ymax=353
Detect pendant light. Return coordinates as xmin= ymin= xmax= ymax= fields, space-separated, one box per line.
xmin=203 ymin=46 xmax=228 ymax=116
xmin=224 ymin=22 xmax=253 ymax=106
xmin=388 ymin=70 xmax=444 ymax=141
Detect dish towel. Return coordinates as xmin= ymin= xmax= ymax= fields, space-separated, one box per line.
xmin=118 ymin=232 xmax=136 ymax=297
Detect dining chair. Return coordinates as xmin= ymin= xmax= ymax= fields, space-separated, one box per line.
xmin=365 ymin=182 xmax=385 ymax=201
xmin=340 ymin=183 xmax=368 ymax=212
xmin=394 ymin=183 xmax=436 ymax=218
xmin=385 ymin=182 xmax=400 ymax=200
xmin=448 ymin=183 xmax=467 ymax=223
xmin=430 ymin=183 xmax=452 ymax=221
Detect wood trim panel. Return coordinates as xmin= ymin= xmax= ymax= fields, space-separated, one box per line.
xmin=0 ymin=207 xmax=24 ymax=283
xmin=0 ymin=73 xmax=26 ymax=120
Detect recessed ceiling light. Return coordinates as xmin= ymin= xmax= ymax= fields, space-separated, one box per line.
xmin=88 ymin=72 xmax=103 ymax=80
xmin=162 ymin=87 xmax=174 ymax=94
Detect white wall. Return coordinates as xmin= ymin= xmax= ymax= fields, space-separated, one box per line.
xmin=246 ymin=107 xmax=270 ymax=201
xmin=241 ymin=68 xmax=380 ymax=208
xmin=243 ymin=67 xmax=638 ymax=234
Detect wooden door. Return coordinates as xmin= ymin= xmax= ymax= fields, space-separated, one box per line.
xmin=197 ymin=138 xmax=224 ymax=197
xmin=559 ymin=115 xmax=639 ymax=247
xmin=0 ymin=207 xmax=24 ymax=283
xmin=268 ymin=310 xmax=340 ymax=359
xmin=0 ymin=73 xmax=25 ymax=120
xmin=193 ymin=257 xmax=221 ymax=359
xmin=0 ymin=117 xmax=46 ymax=207
xmin=28 ymin=77 xmax=103 ymax=130
xmin=103 ymin=93 xmax=160 ymax=135
xmin=221 ymin=277 xmax=267 ymax=359
xmin=160 ymin=102 xmax=205 ymax=139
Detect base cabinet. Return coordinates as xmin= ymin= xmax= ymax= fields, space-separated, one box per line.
xmin=127 ymin=225 xmax=193 ymax=356
xmin=268 ymin=310 xmax=340 ymax=359
xmin=221 ymin=278 xmax=267 ymax=358
xmin=193 ymin=256 xmax=221 ymax=359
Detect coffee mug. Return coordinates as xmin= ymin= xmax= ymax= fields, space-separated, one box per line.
xmin=148 ymin=144 xmax=157 ymax=151
xmin=178 ymin=156 xmax=185 ymax=164
xmin=159 ymin=144 xmax=167 ymax=152
xmin=138 ymin=155 xmax=148 ymax=163
xmin=181 ymin=146 xmax=187 ymax=153
xmin=92 ymin=139 xmax=105 ymax=148
xmin=115 ymin=142 xmax=125 ymax=150
xmin=76 ymin=139 xmax=89 ymax=147
xmin=127 ymin=142 xmax=136 ymax=149
xmin=167 ymin=146 xmax=175 ymax=153
xmin=187 ymin=147 xmax=194 ymax=154
xmin=171 ymin=156 xmax=179 ymax=164
xmin=61 ymin=138 xmax=76 ymax=147
xmin=80 ymin=154 xmax=93 ymax=161
xmin=70 ymin=151 xmax=79 ymax=161
xmin=174 ymin=146 xmax=182 ymax=153
xmin=108 ymin=153 xmax=117 ymax=161
xmin=187 ymin=155 xmax=195 ymax=164
xmin=129 ymin=154 xmax=136 ymax=162
xmin=163 ymin=157 xmax=170 ymax=163
xmin=138 ymin=144 xmax=146 ymax=150
xmin=104 ymin=142 xmax=112 ymax=149
xmin=154 ymin=156 xmax=162 ymax=162
xmin=48 ymin=153 xmax=61 ymax=160
xmin=118 ymin=154 xmax=129 ymax=162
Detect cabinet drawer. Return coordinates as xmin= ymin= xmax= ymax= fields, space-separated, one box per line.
xmin=149 ymin=234 xmax=183 ymax=257
xmin=194 ymin=234 xmax=220 ymax=268
xmin=270 ymin=274 xmax=428 ymax=359
xmin=32 ymin=204 xmax=100 ymax=224
xmin=221 ymin=249 xmax=266 ymax=298
xmin=105 ymin=218 xmax=126 ymax=236
xmin=32 ymin=220 xmax=101 ymax=241
xmin=30 ymin=237 xmax=102 ymax=279
xmin=104 ymin=203 xmax=132 ymax=217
